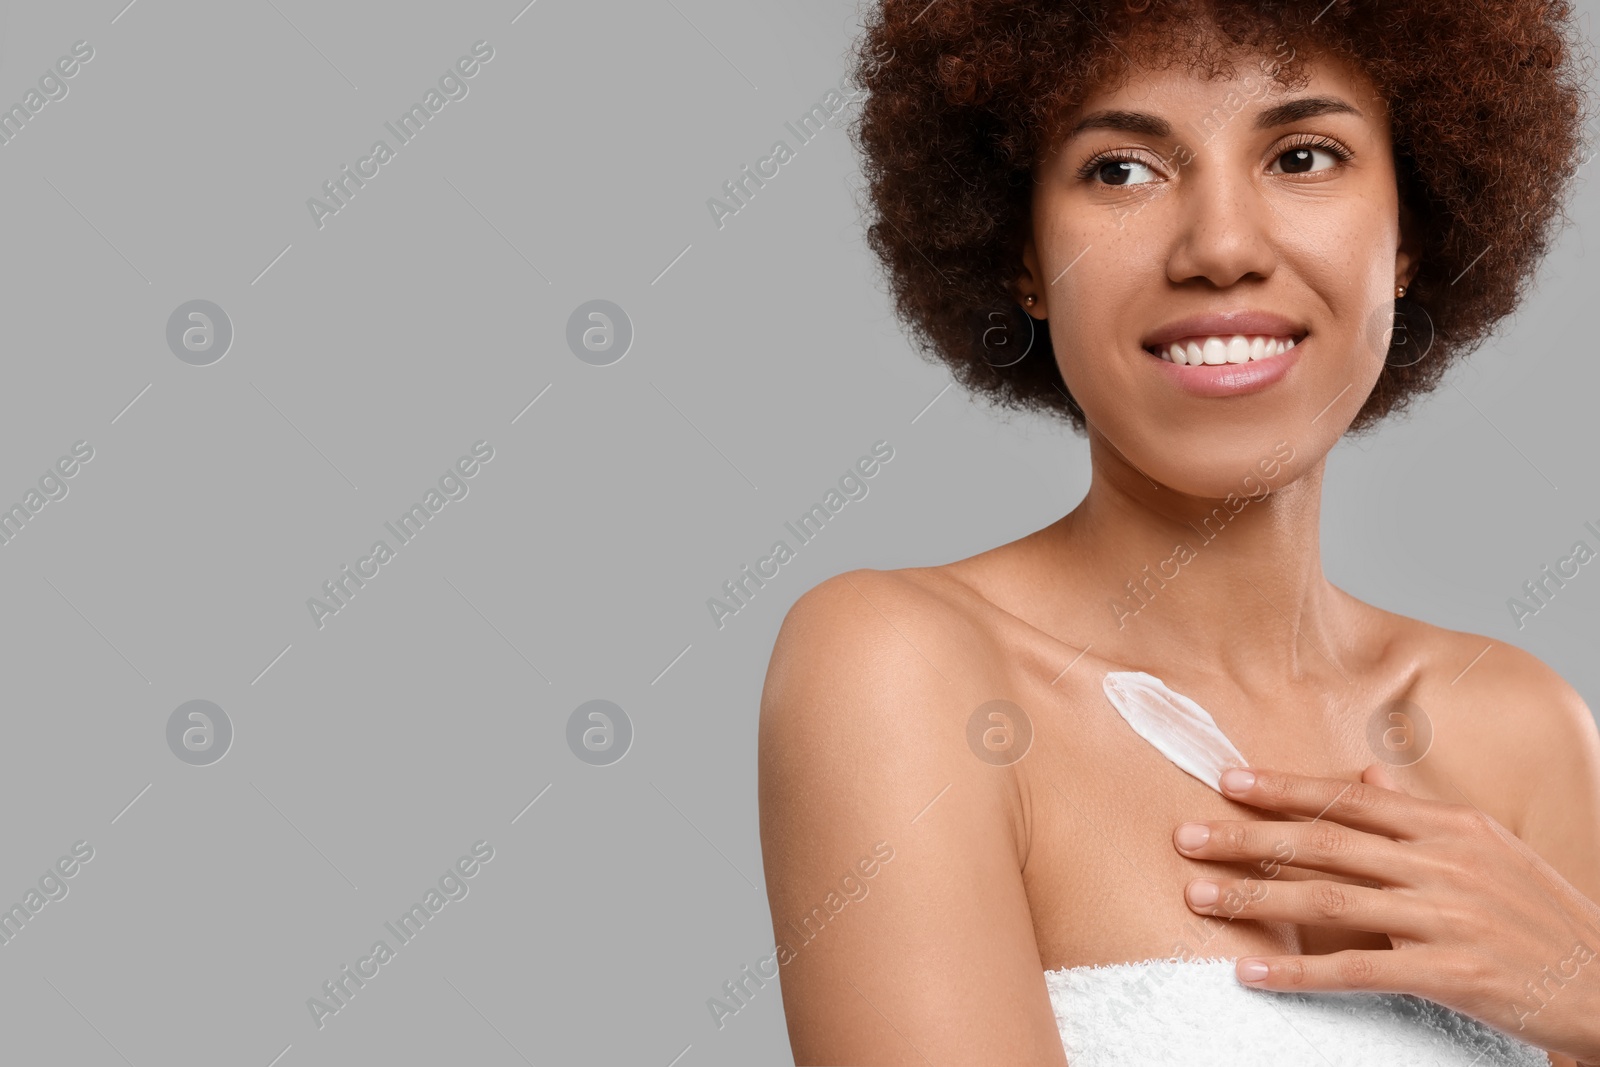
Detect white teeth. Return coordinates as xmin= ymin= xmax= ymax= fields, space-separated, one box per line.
xmin=1156 ymin=335 xmax=1300 ymax=364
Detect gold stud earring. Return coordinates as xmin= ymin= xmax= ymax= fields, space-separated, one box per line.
xmin=1395 ymin=284 xmax=1407 ymax=299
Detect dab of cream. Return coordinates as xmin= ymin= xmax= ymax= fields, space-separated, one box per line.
xmin=1101 ymin=671 xmax=1248 ymax=794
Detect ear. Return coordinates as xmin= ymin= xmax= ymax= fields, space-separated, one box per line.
xmin=1015 ymin=234 xmax=1049 ymax=319
xmin=1395 ymin=198 xmax=1423 ymax=292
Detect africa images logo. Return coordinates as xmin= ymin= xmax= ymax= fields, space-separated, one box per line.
xmin=306 ymin=41 xmax=495 ymax=230
xmin=307 ymin=441 xmax=495 ymax=629
xmin=706 ymin=440 xmax=894 ymax=629
xmin=306 ymin=840 xmax=495 ymax=1029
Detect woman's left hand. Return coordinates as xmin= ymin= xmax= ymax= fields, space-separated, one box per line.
xmin=1172 ymin=763 xmax=1600 ymax=1064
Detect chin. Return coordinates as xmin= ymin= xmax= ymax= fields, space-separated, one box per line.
xmin=1120 ymin=433 xmax=1307 ymax=503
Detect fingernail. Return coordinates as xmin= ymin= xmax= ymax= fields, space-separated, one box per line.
xmin=1220 ymin=768 xmax=1255 ymax=794
xmin=1186 ymin=879 xmax=1219 ymax=907
xmin=1238 ymin=959 xmax=1269 ymax=982
xmin=1174 ymin=823 xmax=1210 ymax=851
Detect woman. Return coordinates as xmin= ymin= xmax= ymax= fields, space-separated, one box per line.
xmin=757 ymin=0 xmax=1600 ymax=1063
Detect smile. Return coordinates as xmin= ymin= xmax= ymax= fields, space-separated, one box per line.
xmin=1148 ymin=335 xmax=1301 ymax=366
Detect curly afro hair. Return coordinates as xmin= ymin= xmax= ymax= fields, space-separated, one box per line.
xmin=850 ymin=0 xmax=1591 ymax=435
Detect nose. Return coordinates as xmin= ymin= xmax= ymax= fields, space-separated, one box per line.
xmin=1164 ymin=157 xmax=1279 ymax=289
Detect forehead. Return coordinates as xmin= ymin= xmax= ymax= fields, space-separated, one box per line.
xmin=1068 ymin=36 xmax=1383 ymax=121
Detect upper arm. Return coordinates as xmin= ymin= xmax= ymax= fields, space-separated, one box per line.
xmin=1527 ymin=668 xmax=1600 ymax=1067
xmin=1496 ymin=650 xmax=1600 ymax=1067
xmin=757 ymin=570 xmax=1069 ymax=1066
xmin=1501 ymin=648 xmax=1600 ymax=906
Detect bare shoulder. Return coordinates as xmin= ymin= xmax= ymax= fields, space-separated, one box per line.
xmin=760 ymin=523 xmax=1069 ymax=712
xmin=763 ymin=564 xmax=1007 ymax=703
xmin=758 ymin=561 xmax=1042 ymax=808
xmin=1376 ymin=608 xmax=1600 ymax=884
xmin=1389 ymin=613 xmax=1597 ymax=802
xmin=758 ymin=565 xmax=1016 ymax=839
xmin=756 ymin=566 xmax=1069 ymax=1064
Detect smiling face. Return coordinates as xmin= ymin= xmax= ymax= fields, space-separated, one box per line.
xmin=1017 ymin=41 xmax=1421 ymax=497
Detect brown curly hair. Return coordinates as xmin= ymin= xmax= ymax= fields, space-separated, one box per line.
xmin=850 ymin=0 xmax=1591 ymax=435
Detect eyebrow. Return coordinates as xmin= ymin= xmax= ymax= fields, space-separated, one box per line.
xmin=1067 ymin=109 xmax=1171 ymax=139
xmin=1065 ymin=95 xmax=1362 ymax=140
xmin=1253 ymin=95 xmax=1362 ymax=128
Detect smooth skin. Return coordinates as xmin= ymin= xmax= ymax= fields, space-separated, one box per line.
xmin=759 ymin=35 xmax=1600 ymax=1067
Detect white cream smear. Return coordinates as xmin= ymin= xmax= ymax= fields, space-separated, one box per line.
xmin=1101 ymin=671 xmax=1249 ymax=794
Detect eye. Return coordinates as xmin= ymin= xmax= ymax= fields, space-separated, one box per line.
xmin=1269 ymin=138 xmax=1350 ymax=176
xmin=1082 ymin=155 xmax=1160 ymax=186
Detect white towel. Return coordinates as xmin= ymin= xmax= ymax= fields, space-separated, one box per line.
xmin=1045 ymin=956 xmax=1548 ymax=1065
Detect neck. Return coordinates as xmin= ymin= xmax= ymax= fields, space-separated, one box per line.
xmin=1053 ymin=427 xmax=1344 ymax=692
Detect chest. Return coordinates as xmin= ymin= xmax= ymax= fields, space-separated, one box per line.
xmin=1014 ymin=680 xmax=1391 ymax=970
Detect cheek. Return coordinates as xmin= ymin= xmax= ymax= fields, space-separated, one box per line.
xmin=1285 ymin=182 xmax=1402 ymax=325
xmin=1041 ymin=211 xmax=1167 ymax=406
xmin=1285 ymin=218 xmax=1398 ymax=398
xmin=1298 ymin=224 xmax=1391 ymax=310
xmin=1035 ymin=190 xmax=1158 ymax=323
xmin=1032 ymin=177 xmax=1169 ymax=289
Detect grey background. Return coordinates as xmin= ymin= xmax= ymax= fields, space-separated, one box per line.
xmin=0 ymin=0 xmax=1594 ymax=1064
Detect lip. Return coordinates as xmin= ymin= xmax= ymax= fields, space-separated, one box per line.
xmin=1141 ymin=309 xmax=1306 ymax=350
xmin=1149 ymin=336 xmax=1305 ymax=397
xmin=1139 ymin=309 xmax=1308 ymax=399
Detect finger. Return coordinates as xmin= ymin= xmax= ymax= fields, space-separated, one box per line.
xmin=1183 ymin=875 xmax=1430 ymax=937
xmin=1173 ymin=819 xmax=1415 ymax=884
xmin=1218 ymin=767 xmax=1433 ymax=839
xmin=1233 ymin=949 xmax=1443 ymax=1000
xmin=1361 ymin=763 xmax=1405 ymax=793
